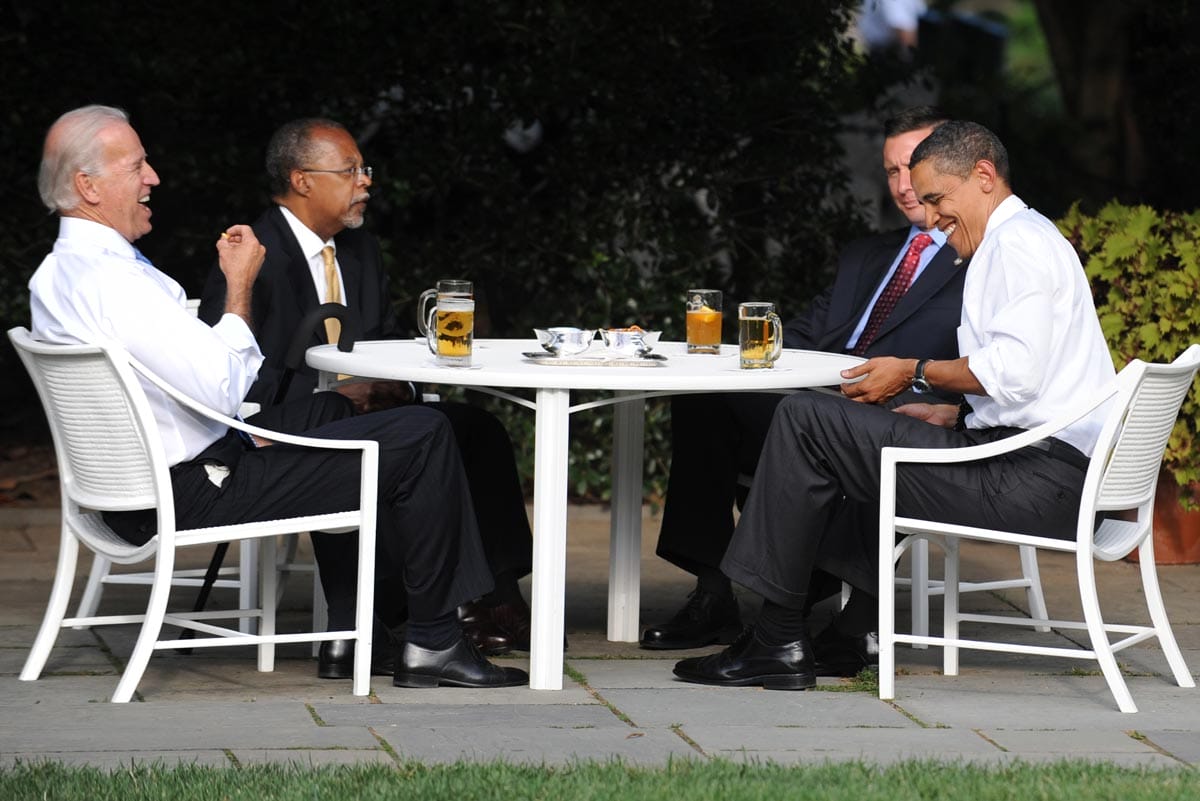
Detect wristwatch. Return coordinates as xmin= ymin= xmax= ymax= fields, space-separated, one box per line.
xmin=912 ymin=359 xmax=933 ymax=393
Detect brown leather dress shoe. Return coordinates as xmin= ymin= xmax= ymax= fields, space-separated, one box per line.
xmin=673 ymin=626 xmax=816 ymax=690
xmin=457 ymin=601 xmax=513 ymax=656
xmin=489 ymin=599 xmax=533 ymax=651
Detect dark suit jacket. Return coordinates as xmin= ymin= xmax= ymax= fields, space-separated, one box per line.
xmin=782 ymin=227 xmax=965 ymax=363
xmin=199 ymin=206 xmax=400 ymax=406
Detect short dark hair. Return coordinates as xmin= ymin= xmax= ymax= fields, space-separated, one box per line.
xmin=909 ymin=119 xmax=1011 ymax=184
xmin=882 ymin=106 xmax=949 ymax=139
xmin=264 ymin=118 xmax=350 ymax=197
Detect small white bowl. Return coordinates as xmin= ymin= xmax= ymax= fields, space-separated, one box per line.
xmin=534 ymin=327 xmax=597 ymax=357
xmin=600 ymin=328 xmax=662 ymax=356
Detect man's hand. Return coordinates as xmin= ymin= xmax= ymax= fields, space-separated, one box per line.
xmin=893 ymin=402 xmax=959 ymax=428
xmin=839 ymin=356 xmax=917 ymax=404
xmin=335 ymin=380 xmax=414 ymax=414
xmin=216 ymin=224 xmax=265 ymax=326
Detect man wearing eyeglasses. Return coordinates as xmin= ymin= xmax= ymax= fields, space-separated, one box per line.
xmin=199 ymin=119 xmax=536 ymax=679
xmin=31 ymin=105 xmax=527 ymax=690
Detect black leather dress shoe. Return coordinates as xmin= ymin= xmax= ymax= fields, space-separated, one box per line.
xmin=812 ymin=629 xmax=879 ymax=677
xmin=640 ymin=588 xmax=741 ymax=650
xmin=458 ymin=602 xmax=514 ymax=656
xmin=673 ymin=627 xmax=816 ymax=690
xmin=392 ymin=635 xmax=528 ymax=688
xmin=317 ymin=639 xmax=396 ymax=679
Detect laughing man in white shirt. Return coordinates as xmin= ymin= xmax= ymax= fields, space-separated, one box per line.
xmin=673 ymin=120 xmax=1116 ymax=691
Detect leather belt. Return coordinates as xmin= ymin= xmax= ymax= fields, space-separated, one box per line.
xmin=1025 ymin=437 xmax=1090 ymax=471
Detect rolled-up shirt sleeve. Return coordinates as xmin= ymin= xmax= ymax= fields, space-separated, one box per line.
xmin=962 ymin=236 xmax=1055 ymax=407
xmin=91 ymin=268 xmax=263 ymax=417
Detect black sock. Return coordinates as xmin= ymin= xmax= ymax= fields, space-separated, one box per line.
xmin=405 ymin=611 xmax=460 ymax=650
xmin=832 ymin=588 xmax=878 ymax=636
xmin=755 ymin=599 xmax=808 ymax=646
xmin=696 ymin=568 xmax=733 ymax=598
xmin=481 ymin=570 xmax=524 ymax=607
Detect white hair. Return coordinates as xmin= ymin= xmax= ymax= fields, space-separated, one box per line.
xmin=37 ymin=105 xmax=130 ymax=213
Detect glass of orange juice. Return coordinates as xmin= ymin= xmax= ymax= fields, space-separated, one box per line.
xmin=685 ymin=289 xmax=722 ymax=354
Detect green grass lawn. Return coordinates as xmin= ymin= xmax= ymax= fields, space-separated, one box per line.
xmin=2 ymin=759 xmax=1197 ymax=801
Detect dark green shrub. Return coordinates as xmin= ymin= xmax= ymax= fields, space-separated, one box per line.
xmin=1059 ymin=201 xmax=1200 ymax=507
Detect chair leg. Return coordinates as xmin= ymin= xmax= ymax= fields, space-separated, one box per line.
xmin=879 ymin=535 xmax=898 ymax=701
xmin=258 ymin=536 xmax=276 ymax=673
xmin=943 ymin=538 xmax=960 ymax=676
xmin=1019 ymin=545 xmax=1051 ymax=633
xmin=1075 ymin=550 xmax=1138 ymax=713
xmin=1136 ymin=539 xmax=1196 ymax=689
xmin=72 ymin=554 xmax=110 ymax=628
xmin=239 ymin=540 xmax=257 ymax=635
xmin=111 ymin=551 xmax=178 ymax=703
xmin=21 ymin=531 xmax=80 ymax=681
xmin=910 ymin=537 xmax=930 ymax=649
xmin=353 ymin=526 xmax=376 ymax=698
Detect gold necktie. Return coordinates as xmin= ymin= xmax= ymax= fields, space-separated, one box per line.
xmin=321 ymin=246 xmax=342 ymax=344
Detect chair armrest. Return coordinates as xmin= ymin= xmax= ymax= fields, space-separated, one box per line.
xmin=881 ymin=376 xmax=1123 ymax=470
xmin=127 ymin=356 xmax=376 ymax=455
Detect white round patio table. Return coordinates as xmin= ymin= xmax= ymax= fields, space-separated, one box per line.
xmin=308 ymin=338 xmax=863 ymax=689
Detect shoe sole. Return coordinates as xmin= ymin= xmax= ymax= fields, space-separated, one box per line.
xmin=639 ymin=626 xmax=742 ymax=651
xmin=673 ymin=669 xmax=816 ymax=691
xmin=392 ymin=672 xmax=528 ymax=689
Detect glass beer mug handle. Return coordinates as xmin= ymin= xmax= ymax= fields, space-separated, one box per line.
xmin=768 ymin=312 xmax=783 ymax=362
xmin=416 ymin=288 xmax=437 ymax=336
xmin=425 ymin=307 xmax=439 ymax=355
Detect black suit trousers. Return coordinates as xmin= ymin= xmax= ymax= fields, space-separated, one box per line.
xmin=426 ymin=400 xmax=533 ymax=580
xmin=656 ymin=392 xmax=785 ymax=575
xmin=168 ymin=394 xmax=493 ymax=628
xmin=721 ymin=391 xmax=1087 ymax=610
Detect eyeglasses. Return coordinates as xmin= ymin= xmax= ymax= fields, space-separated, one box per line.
xmin=301 ymin=166 xmax=373 ymax=180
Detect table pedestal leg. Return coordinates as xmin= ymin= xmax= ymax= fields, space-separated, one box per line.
xmin=529 ymin=387 xmax=569 ymax=690
xmin=608 ymin=393 xmax=644 ymax=642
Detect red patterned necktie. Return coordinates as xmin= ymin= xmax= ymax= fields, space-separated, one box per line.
xmin=852 ymin=232 xmax=934 ymax=356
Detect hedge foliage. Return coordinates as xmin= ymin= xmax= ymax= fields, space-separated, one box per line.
xmin=1060 ymin=202 xmax=1200 ymax=506
xmin=0 ymin=1 xmax=868 ymax=499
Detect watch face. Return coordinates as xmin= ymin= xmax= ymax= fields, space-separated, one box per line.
xmin=913 ymin=360 xmax=930 ymax=393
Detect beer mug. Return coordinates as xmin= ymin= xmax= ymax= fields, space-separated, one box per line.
xmin=738 ymin=301 xmax=783 ymax=369
xmin=425 ymin=294 xmax=475 ymax=367
xmin=416 ymin=279 xmax=472 ymax=336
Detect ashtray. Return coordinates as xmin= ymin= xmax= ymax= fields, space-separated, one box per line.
xmin=600 ymin=327 xmax=662 ymax=357
xmin=534 ymin=327 xmax=597 ymax=357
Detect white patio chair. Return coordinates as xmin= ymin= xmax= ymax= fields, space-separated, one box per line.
xmin=11 ymin=327 xmax=377 ymax=702
xmin=879 ymin=345 xmax=1200 ymax=713
xmin=72 ymin=298 xmax=314 ymax=635
xmin=737 ymin=388 xmax=1048 ymax=637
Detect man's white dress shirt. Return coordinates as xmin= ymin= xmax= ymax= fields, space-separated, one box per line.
xmin=29 ymin=217 xmax=263 ymax=466
xmin=958 ymin=195 xmax=1116 ymax=456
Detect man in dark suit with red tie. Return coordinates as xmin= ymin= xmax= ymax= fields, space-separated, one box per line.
xmin=642 ymin=107 xmax=963 ymax=672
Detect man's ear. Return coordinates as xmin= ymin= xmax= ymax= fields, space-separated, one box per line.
xmin=289 ymin=169 xmax=311 ymax=197
xmin=74 ymin=172 xmax=100 ymax=205
xmin=974 ymin=159 xmax=998 ymax=193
